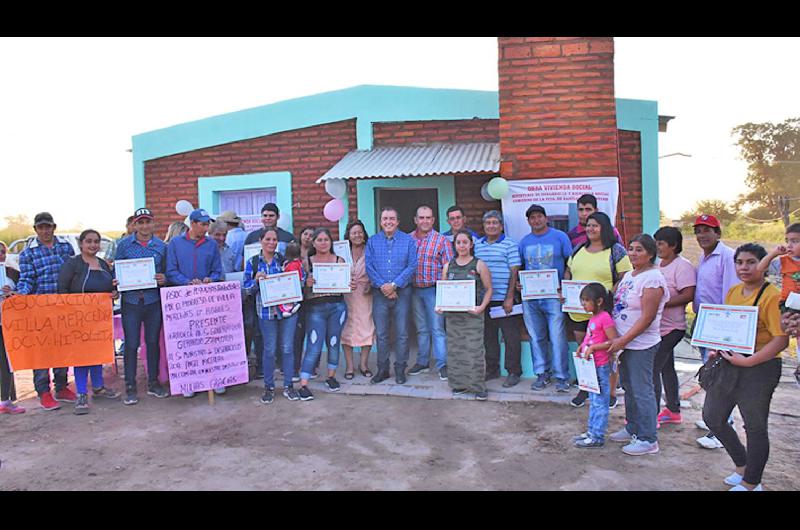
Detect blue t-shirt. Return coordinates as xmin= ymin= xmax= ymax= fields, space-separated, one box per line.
xmin=518 ymin=228 xmax=573 ymax=281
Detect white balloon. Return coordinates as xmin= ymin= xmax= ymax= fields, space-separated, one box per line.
xmin=480 ymin=183 xmax=493 ymax=202
xmin=324 ymin=179 xmax=347 ymax=199
xmin=175 ymin=200 xmax=194 ymax=216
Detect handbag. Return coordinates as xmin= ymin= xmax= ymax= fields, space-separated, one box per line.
xmin=695 ymin=281 xmax=770 ymax=390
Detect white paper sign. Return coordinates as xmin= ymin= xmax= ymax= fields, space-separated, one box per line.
xmin=786 ymin=291 xmax=800 ymax=311
xmin=519 ymin=269 xmax=559 ymax=300
xmin=574 ymin=353 xmax=600 ymax=394
xmin=489 ymin=304 xmax=523 ymax=319
xmin=333 ymin=241 xmax=353 ymax=265
xmin=259 ymin=272 xmax=303 ymax=307
xmin=312 ymin=263 xmax=351 ymax=294
xmin=114 ymin=258 xmax=157 ymax=292
xmin=561 ymin=280 xmax=592 ymax=314
xmin=690 ymin=303 xmax=759 ymax=355
xmin=435 ymin=280 xmax=476 ymax=312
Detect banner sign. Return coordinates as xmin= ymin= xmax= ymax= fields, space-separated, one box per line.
xmin=160 ymin=281 xmax=248 ymax=395
xmin=500 ymin=177 xmax=619 ymax=243
xmin=1 ymin=294 xmax=114 ymax=371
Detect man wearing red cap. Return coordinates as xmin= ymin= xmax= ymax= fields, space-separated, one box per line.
xmin=692 ymin=213 xmax=739 ymax=449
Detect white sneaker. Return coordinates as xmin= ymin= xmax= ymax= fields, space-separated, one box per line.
xmin=609 ymin=428 xmax=632 ymax=443
xmin=213 ymin=387 xmax=226 ymax=395
xmin=729 ymin=484 xmax=762 ymax=491
xmin=697 ymin=432 xmax=724 ymax=449
xmin=695 ymin=419 xmax=708 ymax=430
xmin=724 ymin=472 xmax=743 ymax=486
xmin=622 ymin=437 xmax=659 ymax=456
xmin=183 ymin=392 xmax=195 ymax=398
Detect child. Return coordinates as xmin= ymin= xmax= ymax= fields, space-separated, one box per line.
xmin=572 ymin=282 xmax=618 ymax=448
xmin=279 ymin=242 xmax=304 ymax=318
xmin=757 ymin=223 xmax=800 ymax=316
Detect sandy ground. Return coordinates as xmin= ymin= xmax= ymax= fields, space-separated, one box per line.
xmin=2 ymin=339 xmax=798 ymax=491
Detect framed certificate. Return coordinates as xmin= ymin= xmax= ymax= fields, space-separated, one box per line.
xmin=312 ymin=262 xmax=351 ymax=294
xmin=333 ymin=240 xmax=353 ymax=265
xmin=243 ymin=243 xmax=261 ymax=266
xmin=574 ymin=353 xmax=600 ymax=394
xmin=435 ymin=280 xmax=476 ymax=312
xmin=561 ymin=280 xmax=591 ymax=314
xmin=690 ymin=304 xmax=759 ymax=355
xmin=259 ymin=272 xmax=303 ymax=307
xmin=115 ymin=258 xmax=157 ymax=291
xmin=519 ymin=269 xmax=559 ymax=300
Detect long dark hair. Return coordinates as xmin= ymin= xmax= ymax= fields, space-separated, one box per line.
xmin=451 ymin=229 xmax=475 ymax=257
xmin=344 ymin=219 xmax=369 ymax=247
xmin=580 ymin=282 xmax=613 ymax=315
xmin=586 ymin=212 xmax=617 ymax=250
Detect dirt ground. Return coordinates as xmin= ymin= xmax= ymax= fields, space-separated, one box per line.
xmin=2 ymin=348 xmax=798 ymax=491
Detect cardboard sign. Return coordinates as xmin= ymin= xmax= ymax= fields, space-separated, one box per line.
xmin=1 ymin=293 xmax=114 ymax=371
xmin=160 ymin=281 xmax=248 ymax=395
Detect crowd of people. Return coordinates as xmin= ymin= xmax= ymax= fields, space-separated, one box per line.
xmin=1 ymin=194 xmax=799 ymax=492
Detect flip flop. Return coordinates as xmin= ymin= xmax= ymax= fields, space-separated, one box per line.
xmin=359 ymin=368 xmax=373 ymax=378
xmin=344 ymin=372 xmax=355 ymax=380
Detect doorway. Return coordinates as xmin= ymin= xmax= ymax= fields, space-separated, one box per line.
xmin=374 ymin=188 xmax=439 ymax=234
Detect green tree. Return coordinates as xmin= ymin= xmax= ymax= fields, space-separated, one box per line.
xmin=680 ymin=199 xmax=737 ymax=226
xmin=732 ymin=117 xmax=800 ymax=227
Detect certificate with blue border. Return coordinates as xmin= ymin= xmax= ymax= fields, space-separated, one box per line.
xmin=690 ymin=304 xmax=759 ymax=355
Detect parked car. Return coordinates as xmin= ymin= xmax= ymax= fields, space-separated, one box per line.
xmin=4 ymin=233 xmax=117 ymax=271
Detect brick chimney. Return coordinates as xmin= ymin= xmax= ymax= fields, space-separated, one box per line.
xmin=498 ymin=37 xmax=618 ymax=180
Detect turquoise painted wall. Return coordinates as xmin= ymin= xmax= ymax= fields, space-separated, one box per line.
xmin=197 ymin=172 xmax=293 ymax=232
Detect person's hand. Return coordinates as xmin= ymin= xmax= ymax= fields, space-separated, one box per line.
xmin=155 ymin=273 xmax=166 ymax=286
xmin=306 ymin=274 xmax=315 ymax=287
xmin=363 ymin=284 xmax=372 ymax=295
xmin=718 ymin=349 xmax=750 ymax=367
xmin=387 ymin=291 xmax=399 ymax=300
xmin=112 ymin=279 xmax=119 ymax=288
xmin=515 ymin=282 xmax=522 ymax=292
xmin=255 ymin=271 xmax=268 ymax=281
xmin=435 ymin=308 xmax=444 ymax=315
xmin=190 ymin=279 xmax=202 ymax=285
xmin=350 ymin=278 xmax=356 ymax=292
xmin=202 ymin=277 xmax=212 ymax=284
xmin=781 ymin=312 xmax=800 ymax=337
xmin=380 ymin=283 xmax=394 ymax=297
xmin=2 ymin=285 xmax=12 ymax=296
xmin=111 ymin=290 xmax=120 ymax=300
xmin=583 ymin=345 xmax=595 ymax=360
xmin=607 ymin=337 xmax=628 ymax=356
xmin=503 ymin=297 xmax=514 ymax=315
xmin=772 ymin=244 xmax=789 ymax=256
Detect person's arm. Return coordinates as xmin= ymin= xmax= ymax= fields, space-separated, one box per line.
xmin=14 ymin=250 xmax=35 ymax=294
xmin=392 ymin=237 xmax=418 ymax=289
xmin=56 ymin=257 xmax=75 ymax=294
xmin=608 ymin=287 xmax=663 ymax=354
xmin=440 ymin=237 xmax=454 ymax=270
xmin=475 ymin=259 xmax=493 ymax=313
xmin=364 ymin=239 xmax=386 ymax=289
xmin=665 ymin=285 xmax=695 ymax=308
xmin=165 ymin=242 xmax=191 ymax=286
xmin=584 ymin=324 xmax=620 ymax=359
xmin=720 ymin=250 xmax=740 ymax=302
xmin=756 ymin=246 xmax=785 ymax=275
xmin=504 ymin=243 xmax=522 ymax=314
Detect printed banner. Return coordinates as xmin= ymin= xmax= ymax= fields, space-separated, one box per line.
xmin=1 ymin=294 xmax=114 ymax=371
xmin=500 ymin=177 xmax=619 ymax=243
xmin=160 ymin=281 xmax=248 ymax=395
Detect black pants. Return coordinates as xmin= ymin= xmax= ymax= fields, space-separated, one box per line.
xmin=483 ymin=301 xmax=523 ymax=376
xmin=0 ymin=330 xmax=15 ymax=402
xmin=702 ymin=358 xmax=782 ymax=486
xmin=653 ymin=329 xmax=685 ymax=414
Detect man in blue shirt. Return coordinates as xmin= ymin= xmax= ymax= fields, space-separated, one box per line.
xmin=518 ymin=204 xmax=573 ymax=392
xmin=15 ymin=212 xmax=76 ymax=410
xmin=365 ymin=206 xmax=418 ymax=385
xmin=114 ymin=208 xmax=169 ymax=405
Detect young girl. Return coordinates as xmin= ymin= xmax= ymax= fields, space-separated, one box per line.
xmin=573 ymin=282 xmax=619 ymax=448
xmin=278 ymin=242 xmax=305 ymax=318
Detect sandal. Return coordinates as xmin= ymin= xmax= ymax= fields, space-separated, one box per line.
xmin=359 ymin=368 xmax=373 ymax=378
xmin=344 ymin=372 xmax=355 ymax=380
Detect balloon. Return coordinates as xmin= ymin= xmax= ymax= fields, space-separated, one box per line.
xmin=487 ymin=177 xmax=509 ymax=200
xmin=323 ymin=198 xmax=345 ymax=222
xmin=175 ymin=200 xmax=194 ymax=216
xmin=324 ymin=179 xmax=347 ymax=199
xmin=480 ymin=182 xmax=493 ymax=202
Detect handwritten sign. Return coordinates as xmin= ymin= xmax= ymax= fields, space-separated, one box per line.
xmin=1 ymin=294 xmax=114 ymax=371
xmin=160 ymin=281 xmax=248 ymax=395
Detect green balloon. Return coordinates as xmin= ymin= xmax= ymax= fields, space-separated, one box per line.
xmin=487 ymin=177 xmax=509 ymax=200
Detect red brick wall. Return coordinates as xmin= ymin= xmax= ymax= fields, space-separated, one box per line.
xmin=144 ymin=119 xmax=357 ymax=239
xmin=372 ymin=119 xmax=499 ymax=147
xmin=617 ymin=130 xmax=643 ymax=242
xmin=498 ymin=37 xmax=618 ymax=179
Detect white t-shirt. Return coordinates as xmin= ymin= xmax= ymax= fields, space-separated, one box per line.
xmin=612 ymin=268 xmax=670 ymax=350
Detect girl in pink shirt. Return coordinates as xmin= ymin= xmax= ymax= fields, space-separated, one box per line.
xmin=573 ymin=283 xmax=619 ymax=448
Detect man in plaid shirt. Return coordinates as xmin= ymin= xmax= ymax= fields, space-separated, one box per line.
xmin=408 ymin=205 xmax=453 ymax=381
xmin=15 ymin=212 xmax=77 ymax=410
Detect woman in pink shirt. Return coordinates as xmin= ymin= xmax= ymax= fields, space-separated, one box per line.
xmin=653 ymin=227 xmax=696 ymax=426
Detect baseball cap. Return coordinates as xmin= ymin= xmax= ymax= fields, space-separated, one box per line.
xmin=693 ymin=214 xmax=721 ymax=229
xmin=525 ymin=204 xmax=547 ymax=218
xmin=189 ymin=209 xmax=214 ymax=223
xmin=133 ymin=208 xmax=154 ymax=222
xmin=33 ymin=212 xmax=55 ymax=226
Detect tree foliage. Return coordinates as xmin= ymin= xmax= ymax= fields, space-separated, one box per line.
xmin=680 ymin=199 xmax=738 ymax=225
xmin=732 ymin=117 xmax=800 ymax=226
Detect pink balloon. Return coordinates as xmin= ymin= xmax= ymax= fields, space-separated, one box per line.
xmin=323 ymin=198 xmax=345 ymax=222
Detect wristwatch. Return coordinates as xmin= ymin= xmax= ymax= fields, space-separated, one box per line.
xmin=390 ymin=282 xmax=397 ymax=290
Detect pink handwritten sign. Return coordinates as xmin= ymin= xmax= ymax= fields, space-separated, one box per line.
xmin=160 ymin=281 xmax=248 ymax=396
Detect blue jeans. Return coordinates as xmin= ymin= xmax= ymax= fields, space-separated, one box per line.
xmin=301 ymin=301 xmax=347 ymax=380
xmin=259 ymin=314 xmax=297 ymax=389
xmin=619 ymin=344 xmax=660 ymax=443
xmin=412 ymin=286 xmax=447 ymax=369
xmin=121 ymin=301 xmax=163 ymax=389
xmin=33 ymin=367 xmax=69 ymax=395
xmin=522 ymin=298 xmax=569 ymax=381
xmin=372 ymin=287 xmax=412 ymax=374
xmin=587 ymin=362 xmax=612 ymax=442
xmin=74 ymin=365 xmax=104 ymax=395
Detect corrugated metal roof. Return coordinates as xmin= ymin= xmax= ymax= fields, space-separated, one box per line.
xmin=318 ymin=142 xmax=500 ymax=182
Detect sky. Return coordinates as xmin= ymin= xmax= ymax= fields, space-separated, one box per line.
xmin=1 ymin=36 xmax=799 ymax=232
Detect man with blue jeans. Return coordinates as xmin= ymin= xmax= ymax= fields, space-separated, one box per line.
xmin=518 ymin=205 xmax=573 ymax=392
xmin=15 ymin=212 xmax=76 ymax=410
xmin=114 ymin=208 xmax=169 ymax=405
xmin=167 ymin=208 xmax=224 ymax=397
xmin=366 ymin=206 xmax=418 ymax=385
xmin=408 ymin=206 xmax=453 ymax=381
